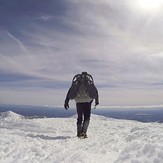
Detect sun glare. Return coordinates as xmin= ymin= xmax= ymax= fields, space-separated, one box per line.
xmin=137 ymin=0 xmax=163 ymax=11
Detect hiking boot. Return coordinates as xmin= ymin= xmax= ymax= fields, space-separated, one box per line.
xmin=78 ymin=132 xmax=88 ymax=139
xmin=77 ymin=132 xmax=83 ymax=138
xmin=82 ymin=132 xmax=88 ymax=138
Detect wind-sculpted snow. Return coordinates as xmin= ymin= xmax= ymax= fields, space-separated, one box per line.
xmin=0 ymin=112 xmax=163 ymax=163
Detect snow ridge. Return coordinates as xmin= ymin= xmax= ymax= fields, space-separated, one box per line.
xmin=0 ymin=111 xmax=23 ymax=122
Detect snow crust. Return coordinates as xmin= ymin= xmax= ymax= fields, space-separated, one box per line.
xmin=0 ymin=111 xmax=163 ymax=163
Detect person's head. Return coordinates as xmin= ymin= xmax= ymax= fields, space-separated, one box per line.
xmin=81 ymin=72 xmax=88 ymax=75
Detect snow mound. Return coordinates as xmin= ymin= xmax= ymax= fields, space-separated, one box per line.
xmin=0 ymin=111 xmax=23 ymax=122
xmin=70 ymin=114 xmax=113 ymax=121
xmin=91 ymin=114 xmax=111 ymax=121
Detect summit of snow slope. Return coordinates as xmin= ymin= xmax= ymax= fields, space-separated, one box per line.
xmin=0 ymin=111 xmax=23 ymax=122
xmin=0 ymin=112 xmax=163 ymax=163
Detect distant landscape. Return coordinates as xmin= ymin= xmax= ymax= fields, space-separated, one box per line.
xmin=0 ymin=104 xmax=163 ymax=123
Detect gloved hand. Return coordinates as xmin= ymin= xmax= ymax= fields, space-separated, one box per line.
xmin=64 ymin=102 xmax=69 ymax=110
xmin=94 ymin=102 xmax=99 ymax=109
xmin=95 ymin=101 xmax=99 ymax=106
xmin=64 ymin=98 xmax=69 ymax=110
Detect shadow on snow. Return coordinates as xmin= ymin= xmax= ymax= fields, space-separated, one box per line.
xmin=27 ymin=134 xmax=72 ymax=140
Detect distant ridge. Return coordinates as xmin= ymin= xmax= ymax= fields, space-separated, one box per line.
xmin=99 ymin=105 xmax=163 ymax=109
xmin=0 ymin=111 xmax=23 ymax=122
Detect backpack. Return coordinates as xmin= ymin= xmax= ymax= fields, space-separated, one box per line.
xmin=68 ymin=72 xmax=98 ymax=100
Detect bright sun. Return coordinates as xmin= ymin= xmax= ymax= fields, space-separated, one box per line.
xmin=136 ymin=0 xmax=163 ymax=11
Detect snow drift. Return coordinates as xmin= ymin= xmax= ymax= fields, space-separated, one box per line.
xmin=0 ymin=111 xmax=163 ymax=163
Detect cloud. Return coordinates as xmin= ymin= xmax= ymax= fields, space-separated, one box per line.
xmin=6 ymin=31 xmax=28 ymax=53
xmin=0 ymin=0 xmax=163 ymax=105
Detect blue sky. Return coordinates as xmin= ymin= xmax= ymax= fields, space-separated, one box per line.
xmin=1 ymin=0 xmax=163 ymax=107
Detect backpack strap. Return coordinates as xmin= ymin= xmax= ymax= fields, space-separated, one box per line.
xmin=86 ymin=73 xmax=94 ymax=84
xmin=72 ymin=74 xmax=81 ymax=85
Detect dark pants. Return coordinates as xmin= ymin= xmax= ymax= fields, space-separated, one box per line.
xmin=76 ymin=101 xmax=92 ymax=134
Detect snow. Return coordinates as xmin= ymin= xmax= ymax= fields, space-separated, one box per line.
xmin=1 ymin=111 xmax=163 ymax=163
xmin=0 ymin=111 xmax=23 ymax=122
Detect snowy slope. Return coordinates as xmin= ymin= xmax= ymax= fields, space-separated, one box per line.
xmin=0 ymin=111 xmax=163 ymax=163
xmin=0 ymin=111 xmax=23 ymax=122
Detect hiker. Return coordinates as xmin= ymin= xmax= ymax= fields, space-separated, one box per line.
xmin=64 ymin=72 xmax=99 ymax=138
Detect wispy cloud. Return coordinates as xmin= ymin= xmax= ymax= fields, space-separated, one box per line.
xmin=6 ymin=31 xmax=28 ymax=53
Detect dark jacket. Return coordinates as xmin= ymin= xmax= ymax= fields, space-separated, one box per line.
xmin=65 ymin=87 xmax=99 ymax=106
